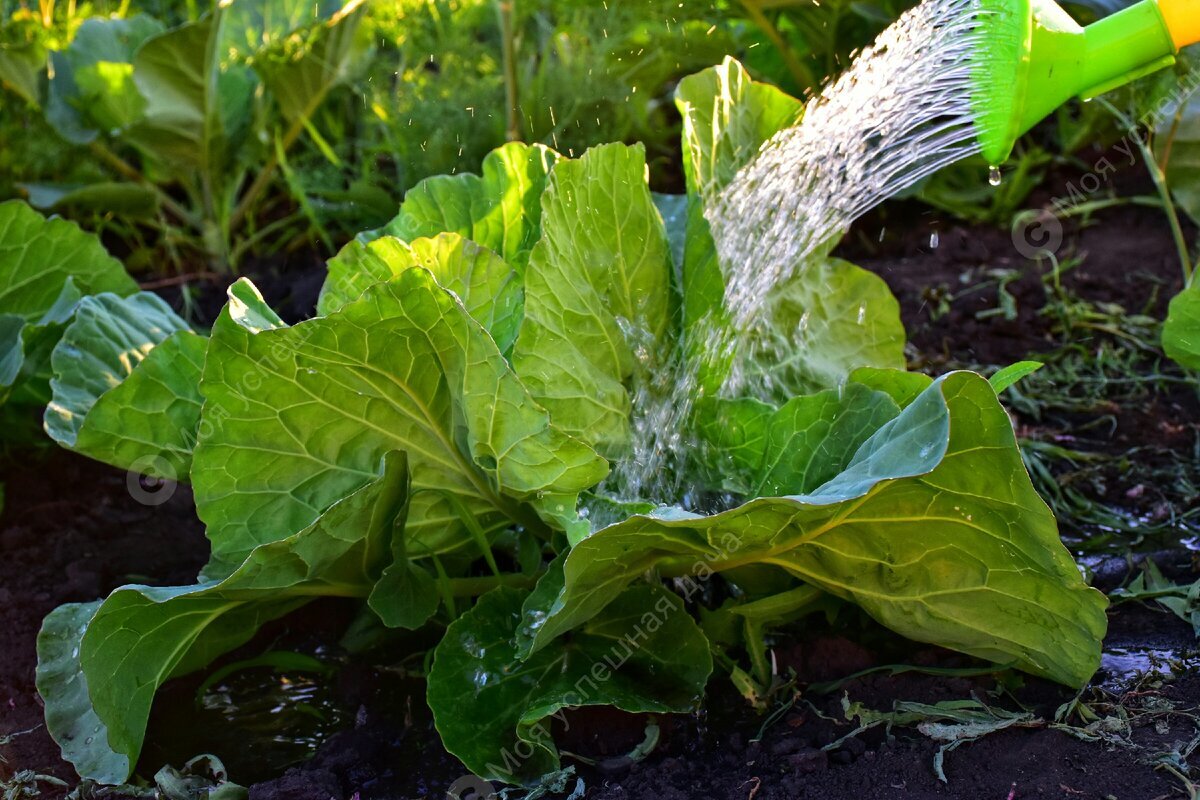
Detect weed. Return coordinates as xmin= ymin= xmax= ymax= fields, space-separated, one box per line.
xmin=913 ymin=244 xmax=1200 ymax=553
xmin=1 ymin=772 xmax=67 ymax=800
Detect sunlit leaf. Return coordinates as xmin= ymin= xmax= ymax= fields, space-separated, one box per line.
xmin=44 ymin=15 xmax=164 ymax=144
xmin=383 ymin=142 xmax=561 ymax=274
xmin=519 ymin=372 xmax=1107 ymax=688
xmin=192 ymin=272 xmax=606 ymax=573
xmin=44 ymin=292 xmax=205 ymax=479
xmin=512 ymin=143 xmax=675 ymax=457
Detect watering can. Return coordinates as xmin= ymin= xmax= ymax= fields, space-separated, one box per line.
xmin=975 ymin=0 xmax=1200 ymax=163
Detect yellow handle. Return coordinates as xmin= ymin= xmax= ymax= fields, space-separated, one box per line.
xmin=1156 ymin=0 xmax=1200 ymax=49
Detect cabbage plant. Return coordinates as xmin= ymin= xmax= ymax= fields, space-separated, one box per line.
xmin=0 ymin=199 xmax=138 ymax=440
xmin=4 ymin=0 xmax=367 ymax=267
xmin=36 ymin=58 xmax=1106 ymax=787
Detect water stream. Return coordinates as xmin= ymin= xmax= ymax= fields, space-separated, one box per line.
xmin=608 ymin=0 xmax=997 ymax=507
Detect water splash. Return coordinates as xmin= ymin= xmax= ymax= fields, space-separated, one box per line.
xmin=608 ymin=0 xmax=995 ymax=508
xmin=598 ymin=317 xmax=695 ymax=512
xmin=710 ymin=0 xmax=989 ymax=344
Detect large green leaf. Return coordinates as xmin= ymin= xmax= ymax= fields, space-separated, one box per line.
xmin=127 ymin=10 xmax=254 ymax=177
xmin=696 ymin=381 xmax=902 ymax=496
xmin=0 ymin=200 xmax=135 ymax=319
xmin=674 ymin=58 xmax=903 ymax=397
xmin=36 ymin=451 xmax=411 ymax=783
xmin=35 ymin=601 xmax=121 ymax=782
xmin=44 ymin=292 xmax=205 ymax=479
xmin=736 ymin=257 xmax=906 ymax=396
xmin=676 ymin=56 xmax=803 ymax=204
xmin=428 ymin=584 xmax=712 ymax=784
xmin=44 ymin=15 xmax=165 ymax=144
xmin=221 ymin=0 xmax=358 ymax=58
xmin=252 ymin=1 xmax=366 ymax=124
xmin=1164 ymin=281 xmax=1200 ymax=370
xmin=676 ymin=55 xmax=796 ymax=338
xmin=849 ymin=365 xmax=935 ymax=407
xmin=0 ymin=282 xmax=79 ymax=416
xmin=0 ymin=38 xmax=45 ymax=106
xmin=675 ymin=54 xmax=803 ymax=339
xmin=318 ymin=233 xmax=522 ymax=353
xmin=519 ymin=372 xmax=1107 ymax=688
xmin=192 ymin=270 xmax=607 ymax=572
xmin=382 ymin=142 xmax=560 ymax=273
xmin=0 ymin=201 xmax=136 ymax=420
xmin=512 ymin=142 xmax=675 ymax=457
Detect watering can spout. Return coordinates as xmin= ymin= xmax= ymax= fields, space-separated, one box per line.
xmin=973 ymin=0 xmax=1200 ymax=164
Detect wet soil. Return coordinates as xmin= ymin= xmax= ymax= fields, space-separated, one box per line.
xmin=839 ymin=199 xmax=1200 ymax=546
xmin=840 ymin=199 xmax=1187 ymax=375
xmin=0 ymin=449 xmax=209 ymax=792
xmin=2 ymin=468 xmax=1197 ymax=800
xmin=5 ymin=200 xmax=1200 ymax=799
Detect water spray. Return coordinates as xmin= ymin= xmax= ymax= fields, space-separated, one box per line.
xmin=615 ymin=0 xmax=1200 ymax=509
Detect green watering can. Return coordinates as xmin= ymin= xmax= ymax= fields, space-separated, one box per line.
xmin=974 ymin=0 xmax=1200 ymax=163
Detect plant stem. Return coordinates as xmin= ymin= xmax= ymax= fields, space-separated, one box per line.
xmin=446 ymin=573 xmax=535 ymax=597
xmin=87 ymin=141 xmax=196 ymax=227
xmin=227 ymin=209 xmax=307 ymax=265
xmin=497 ymin=0 xmax=521 ymax=141
xmin=137 ymin=271 xmax=219 ymax=290
xmin=744 ymin=620 xmax=772 ymax=688
xmin=1099 ymin=98 xmax=1192 ymax=284
xmin=1139 ymin=139 xmax=1192 ymax=285
xmin=739 ymin=1 xmax=816 ymax=91
xmin=1158 ymin=102 xmax=1186 ymax=173
xmin=228 ymin=87 xmax=334 ymax=237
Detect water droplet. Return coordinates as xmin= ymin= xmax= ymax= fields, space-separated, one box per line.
xmin=929 ymin=231 xmax=939 ymax=249
xmin=988 ymin=166 xmax=1002 ymax=186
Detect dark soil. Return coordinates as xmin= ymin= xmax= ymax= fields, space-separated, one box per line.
xmin=0 ymin=449 xmax=209 ymax=791
xmin=839 ymin=202 xmax=1185 ymax=367
xmin=3 ymin=461 xmax=1196 ymax=800
xmin=150 ymin=248 xmax=330 ymax=329
xmin=840 ymin=199 xmax=1200 ymax=545
xmin=5 ymin=200 xmax=1200 ymax=799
